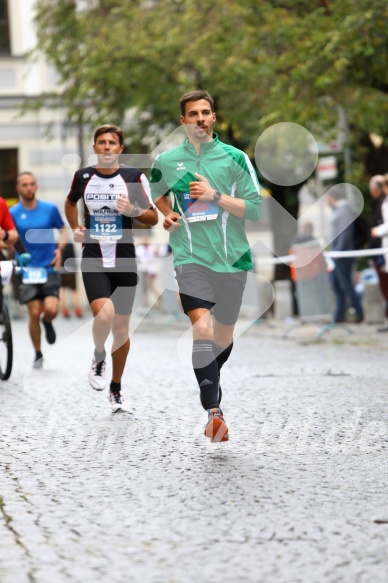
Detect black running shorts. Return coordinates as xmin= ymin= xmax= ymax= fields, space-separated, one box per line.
xmin=81 ymin=261 xmax=139 ymax=315
xmin=175 ymin=263 xmax=247 ymax=325
xmin=60 ymin=273 xmax=77 ymax=290
xmin=17 ymin=272 xmax=61 ymax=305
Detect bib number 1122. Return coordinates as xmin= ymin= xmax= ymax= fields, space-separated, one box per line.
xmin=95 ymin=224 xmax=116 ymax=234
xmin=90 ymin=214 xmax=123 ymax=240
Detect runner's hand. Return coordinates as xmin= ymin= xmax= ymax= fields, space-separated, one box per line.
xmin=73 ymin=225 xmax=86 ymax=243
xmin=51 ymin=248 xmax=62 ymax=271
xmin=189 ymin=173 xmax=215 ymax=200
xmin=116 ymin=193 xmax=134 ymax=216
xmin=163 ymin=212 xmax=181 ymax=232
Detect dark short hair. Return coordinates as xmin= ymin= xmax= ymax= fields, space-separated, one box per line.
xmin=93 ymin=124 xmax=124 ymax=145
xmin=180 ymin=91 xmax=214 ymax=116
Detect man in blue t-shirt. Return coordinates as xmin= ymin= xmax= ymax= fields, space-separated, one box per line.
xmin=11 ymin=172 xmax=66 ymax=368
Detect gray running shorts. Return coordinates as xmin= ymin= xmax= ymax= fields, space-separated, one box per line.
xmin=175 ymin=263 xmax=247 ymax=325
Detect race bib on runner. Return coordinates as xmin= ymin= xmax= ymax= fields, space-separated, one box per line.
xmin=90 ymin=212 xmax=122 ymax=240
xmin=181 ymin=192 xmax=219 ymax=223
xmin=22 ymin=267 xmax=48 ymax=284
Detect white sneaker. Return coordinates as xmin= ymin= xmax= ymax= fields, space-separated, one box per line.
xmin=108 ymin=390 xmax=130 ymax=413
xmin=32 ymin=355 xmax=43 ymax=369
xmin=88 ymin=358 xmax=106 ymax=390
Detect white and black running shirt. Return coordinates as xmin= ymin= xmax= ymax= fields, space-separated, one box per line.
xmin=67 ymin=165 xmax=155 ymax=268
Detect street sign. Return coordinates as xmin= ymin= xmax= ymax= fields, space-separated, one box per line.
xmin=317 ymin=156 xmax=337 ymax=180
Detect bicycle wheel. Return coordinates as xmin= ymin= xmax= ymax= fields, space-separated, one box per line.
xmin=0 ymin=304 xmax=13 ymax=380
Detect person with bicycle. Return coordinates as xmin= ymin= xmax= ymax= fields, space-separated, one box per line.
xmin=0 ymin=196 xmax=19 ymax=312
xmin=11 ymin=172 xmax=67 ymax=369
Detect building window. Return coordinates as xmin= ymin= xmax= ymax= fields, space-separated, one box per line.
xmin=0 ymin=149 xmax=18 ymax=206
xmin=0 ymin=0 xmax=11 ymax=55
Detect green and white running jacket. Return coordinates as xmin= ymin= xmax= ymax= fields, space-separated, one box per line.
xmin=150 ymin=134 xmax=262 ymax=273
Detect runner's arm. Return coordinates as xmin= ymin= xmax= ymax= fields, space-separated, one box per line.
xmin=65 ymin=199 xmax=86 ymax=243
xmin=0 ymin=227 xmax=18 ymax=248
xmin=0 ymin=199 xmax=19 ymax=247
xmin=116 ymin=193 xmax=158 ymax=226
xmin=51 ymin=225 xmax=68 ymax=271
xmin=134 ymin=206 xmax=159 ymax=226
xmin=14 ymin=236 xmax=26 ymax=254
xmin=128 ymin=172 xmax=158 ymax=226
xmin=189 ymin=174 xmax=246 ymax=218
xmin=154 ymin=194 xmax=181 ymax=232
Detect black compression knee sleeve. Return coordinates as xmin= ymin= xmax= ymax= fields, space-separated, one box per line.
xmin=213 ymin=342 xmax=234 ymax=373
xmin=192 ymin=340 xmax=219 ymax=410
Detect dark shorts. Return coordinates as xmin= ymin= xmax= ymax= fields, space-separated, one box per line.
xmin=175 ymin=263 xmax=247 ymax=325
xmin=375 ymin=262 xmax=388 ymax=313
xmin=81 ymin=262 xmax=139 ymax=316
xmin=17 ymin=272 xmax=61 ymax=305
xmin=60 ymin=273 xmax=77 ymax=290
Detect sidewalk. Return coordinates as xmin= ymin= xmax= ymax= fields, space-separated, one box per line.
xmin=0 ymin=314 xmax=387 ymax=583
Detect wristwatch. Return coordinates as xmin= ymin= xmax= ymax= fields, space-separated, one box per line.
xmin=213 ymin=190 xmax=222 ymax=203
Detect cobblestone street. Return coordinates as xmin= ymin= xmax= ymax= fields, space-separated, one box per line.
xmin=0 ymin=314 xmax=387 ymax=583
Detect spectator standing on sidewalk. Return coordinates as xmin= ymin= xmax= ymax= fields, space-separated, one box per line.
xmin=65 ymin=124 xmax=158 ymax=413
xmin=11 ymin=172 xmax=66 ymax=368
xmin=327 ymin=188 xmax=363 ymax=323
xmin=150 ymin=90 xmax=261 ymax=442
xmin=369 ymin=174 xmax=388 ymax=332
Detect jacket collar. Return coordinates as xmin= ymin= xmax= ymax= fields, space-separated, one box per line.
xmin=183 ymin=132 xmax=219 ymax=153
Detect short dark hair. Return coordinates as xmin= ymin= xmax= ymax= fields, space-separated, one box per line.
xmin=93 ymin=124 xmax=124 ymax=145
xmin=180 ymin=90 xmax=214 ymax=116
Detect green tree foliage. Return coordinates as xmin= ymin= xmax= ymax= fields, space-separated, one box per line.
xmin=33 ymin=0 xmax=388 ymax=160
xmin=32 ymin=0 xmax=388 ymax=279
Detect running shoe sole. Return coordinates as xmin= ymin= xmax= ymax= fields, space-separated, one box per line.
xmin=111 ymin=407 xmax=130 ymax=413
xmin=89 ymin=378 xmax=106 ymax=391
xmin=110 ymin=402 xmax=130 ymax=414
xmin=204 ymin=416 xmax=229 ymax=443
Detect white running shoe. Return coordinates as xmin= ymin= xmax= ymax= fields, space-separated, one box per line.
xmin=108 ymin=390 xmax=130 ymax=413
xmin=32 ymin=355 xmax=43 ymax=369
xmin=88 ymin=358 xmax=107 ymax=391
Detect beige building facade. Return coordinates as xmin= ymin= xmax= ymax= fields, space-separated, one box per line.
xmin=0 ymin=0 xmax=84 ymax=207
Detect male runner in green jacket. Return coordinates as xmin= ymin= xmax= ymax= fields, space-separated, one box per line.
xmin=150 ymin=90 xmax=262 ymax=442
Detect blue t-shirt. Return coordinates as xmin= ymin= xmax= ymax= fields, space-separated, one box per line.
xmin=11 ymin=200 xmax=64 ymax=271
